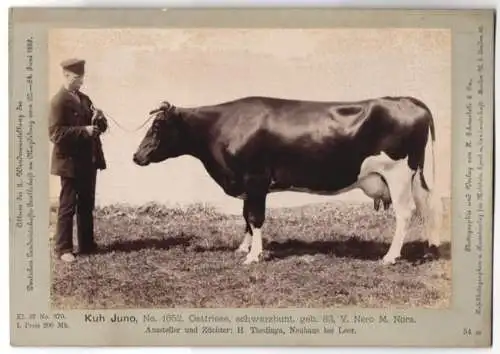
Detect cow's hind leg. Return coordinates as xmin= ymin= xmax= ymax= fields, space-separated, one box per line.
xmin=242 ymin=174 xmax=268 ymax=265
xmin=412 ymin=168 xmax=440 ymax=260
xmin=381 ymin=160 xmax=415 ymax=265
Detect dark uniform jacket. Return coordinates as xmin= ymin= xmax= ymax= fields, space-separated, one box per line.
xmin=49 ymin=86 xmax=107 ymax=178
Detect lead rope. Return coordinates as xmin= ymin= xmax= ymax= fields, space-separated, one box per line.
xmin=90 ymin=104 xmax=155 ymax=133
xmin=105 ymin=112 xmax=155 ymax=133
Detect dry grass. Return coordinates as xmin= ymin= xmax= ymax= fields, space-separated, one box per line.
xmin=50 ymin=201 xmax=451 ymax=309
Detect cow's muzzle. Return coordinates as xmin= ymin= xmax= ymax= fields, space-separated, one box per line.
xmin=133 ymin=153 xmax=150 ymax=166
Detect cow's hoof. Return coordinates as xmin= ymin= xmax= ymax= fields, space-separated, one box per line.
xmin=423 ymin=245 xmax=440 ymax=262
xmin=381 ymin=254 xmax=399 ymax=265
xmin=243 ymin=253 xmax=261 ymax=265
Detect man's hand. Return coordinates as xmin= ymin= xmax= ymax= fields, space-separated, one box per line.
xmin=91 ymin=108 xmax=108 ymax=133
xmin=92 ymin=108 xmax=103 ymax=120
xmin=85 ymin=125 xmax=100 ymax=137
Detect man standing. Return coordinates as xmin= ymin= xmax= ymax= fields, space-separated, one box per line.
xmin=49 ymin=58 xmax=107 ymax=262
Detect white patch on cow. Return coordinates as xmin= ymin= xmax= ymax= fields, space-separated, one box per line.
xmin=243 ymin=227 xmax=263 ymax=265
xmin=236 ymin=232 xmax=252 ymax=253
xmin=357 ymin=151 xmax=440 ymax=263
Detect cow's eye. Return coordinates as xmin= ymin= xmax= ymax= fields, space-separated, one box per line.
xmin=152 ymin=121 xmax=161 ymax=133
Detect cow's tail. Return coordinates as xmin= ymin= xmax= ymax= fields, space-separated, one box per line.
xmin=422 ymin=110 xmax=436 ymax=193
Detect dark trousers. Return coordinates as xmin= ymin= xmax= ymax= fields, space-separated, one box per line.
xmin=54 ymin=168 xmax=98 ymax=256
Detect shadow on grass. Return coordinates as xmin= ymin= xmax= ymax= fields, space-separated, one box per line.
xmin=91 ymin=233 xmax=450 ymax=264
xmin=265 ymin=238 xmax=451 ymax=263
xmin=191 ymin=237 xmax=451 ymax=264
xmin=94 ymin=235 xmax=193 ymax=254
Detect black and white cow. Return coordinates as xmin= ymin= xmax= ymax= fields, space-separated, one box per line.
xmin=133 ymin=96 xmax=441 ymax=265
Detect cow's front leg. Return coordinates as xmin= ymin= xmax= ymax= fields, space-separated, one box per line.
xmin=242 ymin=174 xmax=268 ymax=265
xmin=243 ymin=195 xmax=266 ymax=264
xmin=236 ymin=218 xmax=252 ymax=254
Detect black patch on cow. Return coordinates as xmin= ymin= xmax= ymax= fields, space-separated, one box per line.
xmin=135 ymin=94 xmax=436 ymax=198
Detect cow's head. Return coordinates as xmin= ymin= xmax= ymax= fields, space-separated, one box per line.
xmin=133 ymin=101 xmax=187 ymax=166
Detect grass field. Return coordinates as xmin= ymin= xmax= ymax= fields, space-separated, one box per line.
xmin=50 ymin=200 xmax=451 ymax=309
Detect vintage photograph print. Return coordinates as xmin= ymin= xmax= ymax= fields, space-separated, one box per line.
xmin=10 ymin=8 xmax=494 ymax=347
xmin=48 ymin=27 xmax=453 ymax=310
